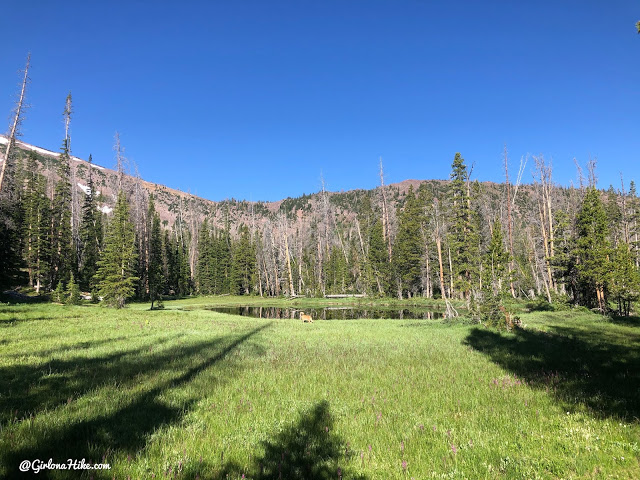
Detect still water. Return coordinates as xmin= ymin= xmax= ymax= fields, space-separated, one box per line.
xmin=202 ymin=306 xmax=443 ymax=320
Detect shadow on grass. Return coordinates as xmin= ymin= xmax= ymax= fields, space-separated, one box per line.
xmin=0 ymin=316 xmax=56 ymax=326
xmin=0 ymin=333 xmax=185 ymax=423
xmin=197 ymin=400 xmax=367 ymax=480
xmin=0 ymin=323 xmax=271 ymax=479
xmin=464 ymin=324 xmax=640 ymax=420
xmin=607 ymin=314 xmax=640 ymax=327
xmin=4 ymin=332 xmax=157 ymax=359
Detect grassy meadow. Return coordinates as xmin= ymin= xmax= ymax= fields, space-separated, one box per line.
xmin=0 ymin=297 xmax=639 ymax=479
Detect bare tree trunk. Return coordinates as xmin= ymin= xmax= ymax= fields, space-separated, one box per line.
xmin=503 ymin=145 xmax=516 ymax=298
xmin=447 ymin=246 xmax=454 ymax=298
xmin=621 ymin=175 xmax=630 ymax=244
xmin=270 ymin=230 xmax=280 ymax=296
xmin=379 ymin=158 xmax=392 ymax=262
xmin=282 ymin=222 xmax=295 ymax=296
xmin=114 ymin=132 xmax=123 ymax=193
xmin=0 ymin=53 xmax=30 ymax=194
xmin=424 ymin=243 xmax=431 ymax=298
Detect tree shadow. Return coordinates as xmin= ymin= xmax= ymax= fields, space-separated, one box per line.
xmin=0 ymin=333 xmax=186 ymax=423
xmin=208 ymin=400 xmax=368 ymax=480
xmin=607 ymin=314 xmax=640 ymax=327
xmin=0 ymin=323 xmax=271 ymax=479
xmin=464 ymin=324 xmax=640 ymax=420
xmin=4 ymin=332 xmax=156 ymax=359
xmin=0 ymin=316 xmax=56 ymax=326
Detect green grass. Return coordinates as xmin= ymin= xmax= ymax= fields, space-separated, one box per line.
xmin=0 ymin=299 xmax=639 ymax=479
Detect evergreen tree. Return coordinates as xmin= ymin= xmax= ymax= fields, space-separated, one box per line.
xmin=196 ymin=219 xmax=214 ymax=294
xmin=605 ymin=185 xmax=622 ymax=246
xmin=368 ymin=219 xmax=390 ymax=295
xmin=609 ymin=242 xmax=639 ymax=316
xmin=66 ymin=272 xmax=81 ymax=305
xmin=574 ymin=187 xmax=611 ymax=311
xmin=217 ymin=222 xmax=233 ymax=293
xmin=94 ymin=191 xmax=138 ymax=308
xmin=178 ymin=240 xmax=192 ymax=296
xmin=78 ymin=155 xmax=103 ymax=291
xmin=231 ymin=224 xmax=256 ymax=295
xmin=23 ymin=153 xmax=51 ymax=292
xmin=485 ymin=221 xmax=510 ymax=295
xmin=392 ymin=187 xmax=424 ymax=298
xmin=0 ymin=189 xmax=24 ymax=289
xmin=628 ymin=180 xmax=640 ymax=267
xmin=50 ymin=138 xmax=74 ymax=288
xmin=326 ymin=245 xmax=348 ymax=294
xmin=52 ymin=280 xmax=65 ymax=303
xmin=163 ymin=230 xmax=174 ymax=293
xmin=448 ymin=153 xmax=479 ymax=300
xmin=148 ymin=196 xmax=164 ymax=308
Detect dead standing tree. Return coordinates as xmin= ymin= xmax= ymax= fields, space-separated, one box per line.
xmin=63 ymin=93 xmax=82 ymax=264
xmin=433 ymin=197 xmax=457 ymax=318
xmin=533 ymin=155 xmax=555 ymax=301
xmin=279 ymin=213 xmax=296 ymax=297
xmin=378 ymin=157 xmax=392 ymax=262
xmin=0 ymin=54 xmax=30 ymax=195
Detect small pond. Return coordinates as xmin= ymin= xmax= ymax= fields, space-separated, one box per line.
xmin=201 ymin=306 xmax=444 ymax=320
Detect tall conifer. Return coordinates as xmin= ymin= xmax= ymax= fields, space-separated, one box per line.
xmin=50 ymin=137 xmax=74 ymax=288
xmin=94 ymin=191 xmax=138 ymax=308
xmin=78 ymin=155 xmax=103 ymax=290
xmin=392 ymin=187 xmax=424 ymax=298
xmin=575 ymin=187 xmax=610 ymax=311
xmin=147 ymin=196 xmax=163 ymax=308
xmin=448 ymin=153 xmax=478 ymax=300
xmin=23 ymin=153 xmax=51 ymax=292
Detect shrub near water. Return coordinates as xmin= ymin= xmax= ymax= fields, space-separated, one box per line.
xmin=0 ymin=300 xmax=639 ymax=479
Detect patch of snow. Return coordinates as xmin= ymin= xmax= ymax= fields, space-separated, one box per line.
xmin=0 ymin=135 xmax=109 ymax=169
xmin=99 ymin=205 xmax=113 ymax=214
xmin=92 ymin=165 xmax=105 ymax=170
xmin=77 ymin=183 xmax=91 ymax=195
xmin=78 ymin=183 xmax=100 ymax=196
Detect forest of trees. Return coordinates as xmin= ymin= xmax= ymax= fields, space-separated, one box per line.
xmin=1 ymin=59 xmax=639 ymax=316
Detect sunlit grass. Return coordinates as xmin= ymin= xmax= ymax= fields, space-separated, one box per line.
xmin=1 ymin=300 xmax=638 ymax=479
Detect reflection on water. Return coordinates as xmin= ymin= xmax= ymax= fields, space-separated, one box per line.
xmin=203 ymin=306 xmax=443 ymax=320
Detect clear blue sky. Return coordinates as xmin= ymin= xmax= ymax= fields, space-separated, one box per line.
xmin=2 ymin=1 xmax=638 ymax=201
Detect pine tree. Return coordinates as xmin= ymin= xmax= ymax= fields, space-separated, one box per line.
xmin=66 ymin=272 xmax=81 ymax=305
xmin=605 ymin=185 xmax=622 ymax=246
xmin=392 ymin=187 xmax=424 ymax=298
xmin=628 ymin=180 xmax=640 ymax=267
xmin=23 ymin=153 xmax=51 ymax=292
xmin=368 ymin=219 xmax=389 ymax=295
xmin=78 ymin=155 xmax=103 ymax=291
xmin=196 ymin=219 xmax=213 ymax=294
xmin=52 ymin=280 xmax=65 ymax=303
xmin=485 ymin=221 xmax=510 ymax=295
xmin=448 ymin=153 xmax=478 ymax=300
xmin=178 ymin=240 xmax=192 ymax=296
xmin=231 ymin=224 xmax=256 ymax=295
xmin=217 ymin=222 xmax=233 ymax=293
xmin=148 ymin=196 xmax=163 ymax=308
xmin=609 ymin=241 xmax=640 ymax=316
xmin=326 ymin=245 xmax=348 ymax=294
xmin=575 ymin=187 xmax=611 ymax=311
xmin=50 ymin=138 xmax=74 ymax=288
xmin=95 ymin=191 xmax=138 ymax=308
